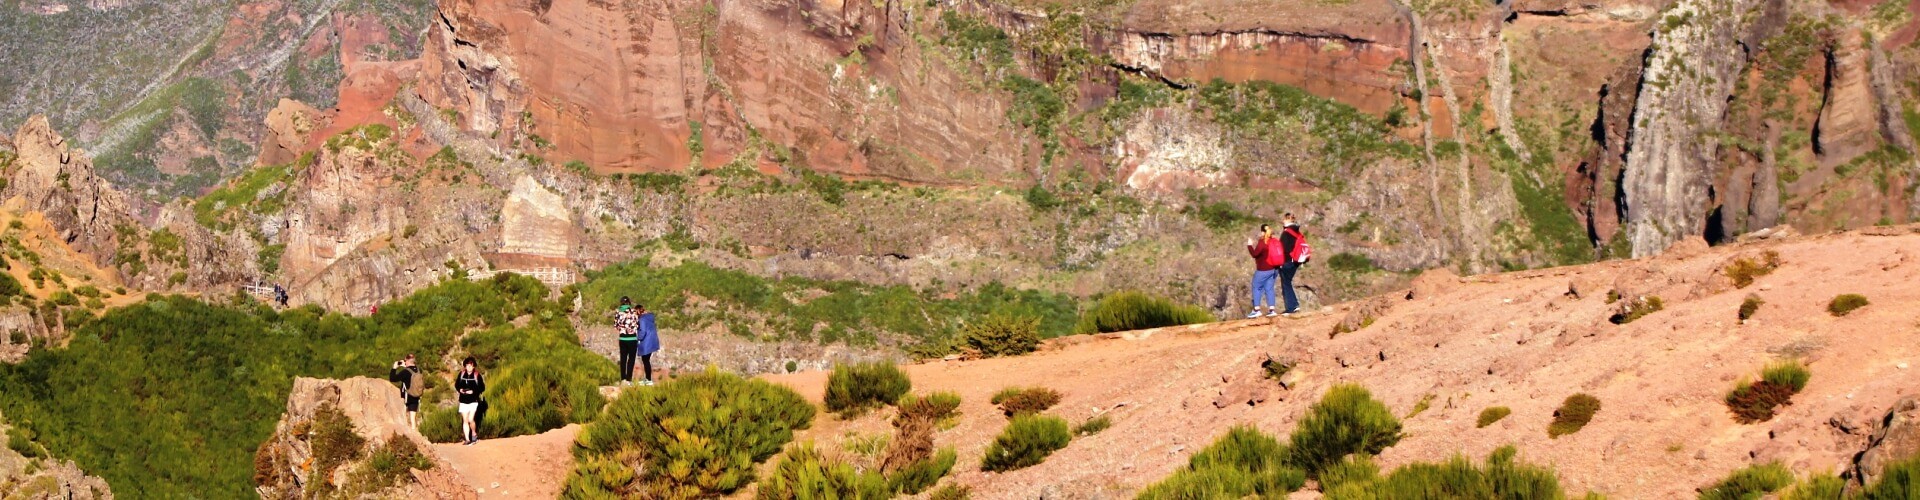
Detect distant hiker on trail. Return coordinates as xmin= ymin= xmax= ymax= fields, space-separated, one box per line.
xmin=614 ymin=297 xmax=641 ymax=386
xmin=1246 ymin=224 xmax=1282 ymax=318
xmin=455 ymin=357 xmax=485 ymax=446
xmin=635 ymin=302 xmax=660 ymax=386
xmin=1278 ymin=213 xmax=1312 ymax=316
xmin=388 ymin=354 xmax=424 ymax=428
xmin=273 ymin=284 xmax=288 ymax=308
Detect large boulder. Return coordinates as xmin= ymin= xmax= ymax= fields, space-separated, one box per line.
xmin=253 ymin=377 xmax=472 ymax=499
xmin=1851 ymin=397 xmax=1920 ymax=490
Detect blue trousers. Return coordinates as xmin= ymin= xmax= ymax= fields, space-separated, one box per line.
xmin=1280 ymin=263 xmax=1300 ymax=313
xmin=1251 ymin=269 xmax=1278 ymax=308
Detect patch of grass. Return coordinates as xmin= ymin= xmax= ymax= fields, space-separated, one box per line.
xmin=1289 ymin=384 xmax=1404 ymax=477
xmin=1072 ymin=291 xmax=1213 ymax=335
xmin=1321 ymin=446 xmax=1572 ymax=499
xmin=1405 ymin=394 xmax=1436 ymax=419
xmin=1184 ymin=200 xmax=1261 ymax=232
xmin=826 ymin=361 xmax=912 ymax=417
xmin=1074 ymin=415 xmax=1112 ymax=436
xmin=1858 ymin=456 xmax=1920 ymax=498
xmin=1476 ymin=407 xmax=1511 ymax=428
xmin=1699 ymin=462 xmax=1794 ymax=500
xmin=1326 ymin=252 xmax=1378 ymax=274
xmin=1024 ymin=185 xmax=1063 ymax=212
xmin=1781 ymin=473 xmax=1847 ymax=500
xmin=980 ymin=413 xmax=1072 ymax=472
xmin=1725 ymin=251 xmax=1782 ymax=289
xmin=1726 ymin=360 xmax=1810 ymax=424
xmin=1609 ymin=295 xmax=1664 ymax=324
xmin=344 ymin=436 xmax=434 ymax=494
xmin=1548 ymin=393 xmax=1601 ymax=438
xmin=1262 ymin=357 xmax=1293 ymax=382
xmin=959 ymin=314 xmax=1042 ymax=358
xmin=930 ymin=484 xmax=972 ymax=500
xmin=1195 ymin=79 xmax=1410 ymax=191
xmin=1739 ymin=294 xmax=1765 ymax=321
xmin=755 ymin=441 xmax=891 ymax=499
xmin=991 ymin=386 xmax=1062 ymax=417
xmin=565 ymin=368 xmax=815 ymax=497
xmin=1138 ymin=426 xmax=1306 ymax=499
xmin=1827 ymin=294 xmax=1868 ymax=316
xmin=193 ymin=153 xmax=310 ymax=230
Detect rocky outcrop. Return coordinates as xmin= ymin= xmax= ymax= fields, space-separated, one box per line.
xmin=259 ymin=99 xmax=324 ymax=167
xmin=254 ymin=377 xmax=471 ymax=499
xmin=0 ymin=116 xmax=137 ymax=265
xmin=499 ymin=176 xmax=573 ymax=258
xmin=1851 ymin=396 xmax=1920 ymax=490
xmin=0 ymin=410 xmax=112 ymax=499
xmin=1621 ymin=0 xmax=1762 ymax=256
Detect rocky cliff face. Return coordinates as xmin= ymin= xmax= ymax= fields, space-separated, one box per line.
xmin=253 ymin=377 xmax=470 ymax=499
xmin=0 ymin=410 xmax=111 ymax=499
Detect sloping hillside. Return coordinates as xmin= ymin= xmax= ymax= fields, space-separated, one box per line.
xmin=760 ymin=226 xmax=1920 ymax=497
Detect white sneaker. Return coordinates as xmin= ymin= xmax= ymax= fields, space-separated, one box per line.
xmin=641 ymin=380 xmax=655 ymax=386
xmin=1265 ymin=310 xmax=1279 ymax=317
xmin=1246 ymin=310 xmax=1263 ymax=319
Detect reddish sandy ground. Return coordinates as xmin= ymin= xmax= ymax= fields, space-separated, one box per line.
xmin=438 ymin=226 xmax=1920 ymax=498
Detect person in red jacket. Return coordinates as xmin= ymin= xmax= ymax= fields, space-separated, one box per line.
xmin=1246 ymin=224 xmax=1281 ymax=318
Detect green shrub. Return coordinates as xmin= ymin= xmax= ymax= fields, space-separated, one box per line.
xmin=565 ymin=368 xmax=814 ymax=497
xmin=1828 ymin=294 xmax=1869 ymax=316
xmin=1781 ymin=473 xmax=1846 ymax=500
xmin=886 ymin=447 xmax=957 ymax=495
xmin=345 ymin=436 xmax=434 ymax=493
xmin=1262 ymin=357 xmax=1293 ymax=382
xmin=1024 ymin=185 xmax=1063 ymax=211
xmin=7 ymin=425 xmax=43 ymax=458
xmin=1405 ymin=394 xmax=1436 ymax=419
xmin=1727 ymin=360 xmax=1810 ymax=424
xmin=826 ymin=361 xmax=912 ymax=416
xmin=1548 ymin=394 xmax=1601 ymax=438
xmin=991 ymin=386 xmax=1062 ymax=417
xmin=1323 ymin=446 xmax=1570 ymax=499
xmin=418 ymin=406 xmax=463 ymax=444
xmin=1072 ymin=291 xmax=1213 ymax=334
xmin=1739 ymin=295 xmax=1764 ymax=321
xmin=0 ymin=273 xmax=21 ymax=298
xmin=72 ymin=285 xmax=101 ymax=298
xmin=1136 ymin=464 xmax=1267 ymax=499
xmin=754 ymin=442 xmax=891 ymax=500
xmin=1139 ymin=426 xmax=1306 ymax=498
xmin=1725 ymin=251 xmax=1781 ymax=289
xmin=306 ymin=404 xmax=367 ymax=494
xmin=961 ymin=315 xmax=1042 ymax=357
xmin=930 ymin=484 xmax=972 ymax=500
xmin=48 ymin=291 xmax=78 ymax=307
xmin=1289 ymin=384 xmax=1403 ymax=477
xmin=1609 ymin=295 xmax=1665 ymax=324
xmin=1699 ymin=462 xmax=1794 ymax=500
xmin=1476 ymin=407 xmax=1511 ymax=428
xmin=459 ymin=324 xmax=615 ymax=438
xmin=980 ymin=414 xmax=1072 ymax=472
xmin=1326 ymin=252 xmax=1378 ymax=274
xmin=898 ymin=392 xmax=962 ymax=423
xmin=1074 ymin=415 xmax=1112 ymax=436
xmin=1860 ymin=456 xmax=1920 ymax=499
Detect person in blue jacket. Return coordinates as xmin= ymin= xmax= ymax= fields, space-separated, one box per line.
xmin=635 ymin=303 xmax=661 ymax=386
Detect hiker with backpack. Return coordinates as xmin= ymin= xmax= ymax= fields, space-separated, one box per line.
xmin=388 ymin=354 xmax=424 ymax=428
xmin=635 ymin=302 xmax=660 ymax=386
xmin=1246 ymin=224 xmax=1283 ymax=318
xmin=614 ymin=297 xmax=641 ymax=385
xmin=455 ymin=357 xmax=485 ymax=445
xmin=1278 ymin=213 xmax=1312 ymax=316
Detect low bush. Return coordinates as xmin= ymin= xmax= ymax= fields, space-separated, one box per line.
xmin=1698 ymin=462 xmax=1794 ymax=500
xmin=1322 ymin=446 xmax=1570 ymax=499
xmin=345 ymin=436 xmax=434 ymax=494
xmin=7 ymin=425 xmax=43 ymax=458
xmin=929 ymin=484 xmax=971 ymax=500
xmin=1288 ymin=384 xmax=1403 ymax=477
xmin=1828 ymin=294 xmax=1869 ymax=317
xmin=825 ymin=361 xmax=911 ymax=416
xmin=1609 ymin=295 xmax=1665 ymax=324
xmin=886 ymin=447 xmax=957 ymax=495
xmin=1781 ymin=473 xmax=1846 ymax=500
xmin=418 ymin=406 xmax=463 ymax=444
xmin=1139 ymin=426 xmax=1307 ymax=498
xmin=1075 ymin=415 xmax=1113 ymax=436
xmin=980 ymin=414 xmax=1072 ymax=472
xmin=1725 ymin=251 xmax=1781 ymax=289
xmin=1739 ymin=294 xmax=1764 ymax=321
xmin=306 ymin=404 xmax=366 ymax=496
xmin=1726 ymin=360 xmax=1810 ymax=424
xmin=565 ymin=368 xmax=815 ymax=497
xmin=1072 ymin=291 xmax=1213 ymax=334
xmin=1548 ymin=394 xmax=1601 ymax=438
xmin=991 ymin=386 xmax=1062 ymax=417
xmin=1477 ymin=407 xmax=1511 ymax=428
xmin=1859 ymin=456 xmax=1919 ymax=498
xmin=755 ymin=442 xmax=890 ymax=500
xmin=898 ymin=392 xmax=962 ymax=423
xmin=960 ymin=314 xmax=1042 ymax=357
xmin=478 ymin=358 xmax=611 ymax=438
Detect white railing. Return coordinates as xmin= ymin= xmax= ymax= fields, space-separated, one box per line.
xmin=241 ymin=283 xmax=276 ymax=298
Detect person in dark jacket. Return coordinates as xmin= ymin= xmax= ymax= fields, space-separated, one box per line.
xmin=613 ymin=297 xmax=640 ymax=385
xmin=635 ymin=303 xmax=661 ymax=386
xmin=388 ymin=354 xmax=424 ymax=428
xmin=1246 ymin=224 xmax=1281 ymax=318
xmin=1278 ymin=214 xmax=1304 ymax=316
xmin=454 ymin=357 xmax=485 ymax=445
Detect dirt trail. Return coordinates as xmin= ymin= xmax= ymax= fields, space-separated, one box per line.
xmin=432 ymin=425 xmax=580 ymax=498
xmin=428 ymin=226 xmax=1920 ymax=498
